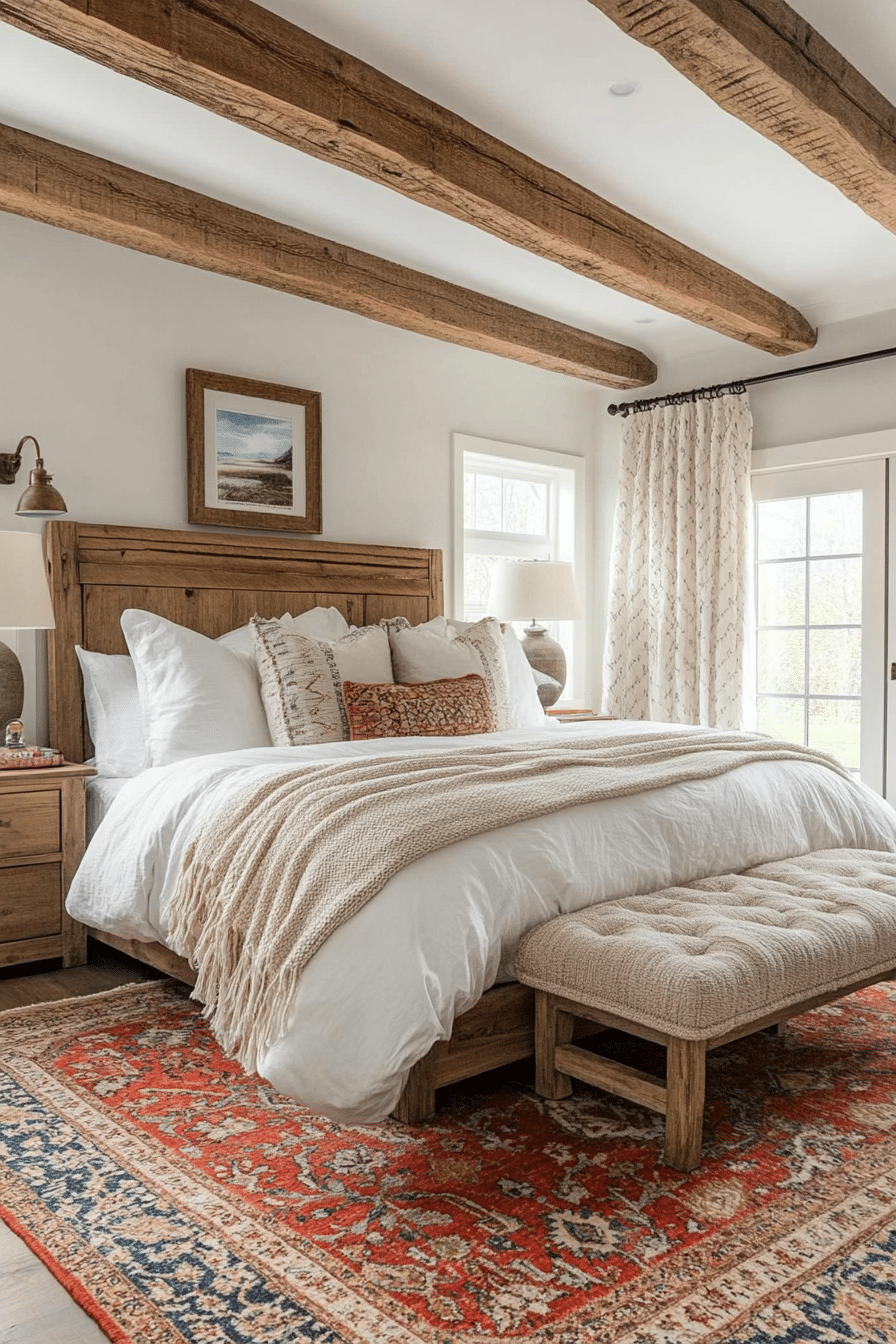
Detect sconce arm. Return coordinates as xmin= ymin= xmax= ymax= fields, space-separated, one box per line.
xmin=0 ymin=436 xmax=42 ymax=485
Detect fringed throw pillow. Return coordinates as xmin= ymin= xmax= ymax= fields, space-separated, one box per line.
xmin=251 ymin=618 xmax=393 ymax=746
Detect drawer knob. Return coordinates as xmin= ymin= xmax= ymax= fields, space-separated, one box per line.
xmin=0 ymin=819 xmax=9 ymax=828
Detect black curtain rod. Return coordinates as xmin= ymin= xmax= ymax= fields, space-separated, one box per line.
xmin=606 ymin=344 xmax=896 ymax=418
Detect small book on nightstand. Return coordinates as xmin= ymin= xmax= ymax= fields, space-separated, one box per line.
xmin=0 ymin=747 xmax=65 ymax=768
xmin=0 ymin=721 xmax=63 ymax=767
xmin=546 ymin=710 xmax=613 ymax=722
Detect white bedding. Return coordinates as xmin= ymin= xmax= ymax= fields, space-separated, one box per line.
xmin=85 ymin=774 xmax=130 ymax=841
xmin=69 ymin=721 xmax=896 ymax=1123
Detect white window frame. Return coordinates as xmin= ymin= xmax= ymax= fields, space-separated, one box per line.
xmin=751 ymin=430 xmax=893 ymax=795
xmin=452 ymin=433 xmax=588 ymax=705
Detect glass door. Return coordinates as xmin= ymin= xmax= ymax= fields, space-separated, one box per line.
xmin=751 ymin=460 xmax=886 ymax=793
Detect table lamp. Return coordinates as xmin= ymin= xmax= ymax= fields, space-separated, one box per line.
xmin=487 ymin=560 xmax=581 ymax=707
xmin=0 ymin=531 xmax=56 ymax=731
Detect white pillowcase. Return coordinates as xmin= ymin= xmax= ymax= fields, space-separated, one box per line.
xmin=388 ymin=616 xmax=514 ymax=731
xmin=447 ymin=619 xmax=545 ymax=730
xmin=218 ymin=606 xmax=350 ymax=660
xmin=86 ymin=606 xmax=352 ymax=772
xmin=378 ymin=614 xmax=449 ymax=638
xmin=495 ymin=628 xmax=547 ymax=729
xmin=75 ymin=646 xmax=146 ymax=777
xmin=252 ymin=618 xmax=394 ymax=746
xmin=122 ymin=609 xmax=274 ymax=767
xmin=389 ymin=623 xmax=481 ymax=682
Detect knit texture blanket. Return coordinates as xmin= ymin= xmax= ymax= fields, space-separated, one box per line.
xmin=167 ymin=730 xmax=852 ymax=1072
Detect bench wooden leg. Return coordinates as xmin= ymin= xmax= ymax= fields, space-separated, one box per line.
xmin=535 ymin=992 xmax=575 ymax=1100
xmin=664 ymin=1037 xmax=706 ymax=1172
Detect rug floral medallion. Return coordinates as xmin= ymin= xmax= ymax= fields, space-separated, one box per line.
xmin=2 ymin=980 xmax=896 ymax=1343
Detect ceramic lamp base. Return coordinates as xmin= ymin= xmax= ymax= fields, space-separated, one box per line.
xmin=520 ymin=625 xmax=566 ymax=708
xmin=0 ymin=641 xmax=24 ymax=732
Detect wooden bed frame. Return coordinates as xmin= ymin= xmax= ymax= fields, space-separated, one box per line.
xmin=45 ymin=520 xmax=541 ymax=1122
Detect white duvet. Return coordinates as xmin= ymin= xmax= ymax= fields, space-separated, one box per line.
xmin=68 ymin=721 xmax=896 ymax=1123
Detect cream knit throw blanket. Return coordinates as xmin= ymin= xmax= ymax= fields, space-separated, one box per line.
xmin=167 ymin=730 xmax=852 ymax=1071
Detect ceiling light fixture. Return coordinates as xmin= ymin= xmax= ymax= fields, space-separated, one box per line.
xmin=609 ymin=79 xmax=638 ymax=97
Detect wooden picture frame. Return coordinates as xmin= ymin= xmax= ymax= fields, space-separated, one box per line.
xmin=187 ymin=369 xmax=322 ymax=533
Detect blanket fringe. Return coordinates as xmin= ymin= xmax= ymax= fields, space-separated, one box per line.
xmin=173 ymin=854 xmax=300 ymax=1074
xmin=194 ymin=944 xmax=302 ymax=1076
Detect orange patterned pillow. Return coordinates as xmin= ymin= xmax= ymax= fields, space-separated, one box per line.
xmin=343 ymin=675 xmax=496 ymax=740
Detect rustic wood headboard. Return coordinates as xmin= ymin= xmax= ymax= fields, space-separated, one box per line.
xmin=45 ymin=521 xmax=444 ymax=764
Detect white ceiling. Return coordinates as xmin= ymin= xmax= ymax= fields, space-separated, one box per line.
xmin=2 ymin=0 xmax=896 ymax=381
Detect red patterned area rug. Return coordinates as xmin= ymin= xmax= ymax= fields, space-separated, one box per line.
xmin=2 ymin=981 xmax=896 ymax=1343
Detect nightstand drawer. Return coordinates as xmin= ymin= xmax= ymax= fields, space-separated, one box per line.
xmin=0 ymin=790 xmax=61 ymax=858
xmin=0 ymin=864 xmax=62 ymax=940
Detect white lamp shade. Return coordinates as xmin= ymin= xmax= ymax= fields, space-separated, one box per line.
xmin=0 ymin=531 xmax=55 ymax=628
xmin=487 ymin=560 xmax=582 ymax=622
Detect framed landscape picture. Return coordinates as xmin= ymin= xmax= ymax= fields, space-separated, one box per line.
xmin=186 ymin=369 xmax=322 ymax=533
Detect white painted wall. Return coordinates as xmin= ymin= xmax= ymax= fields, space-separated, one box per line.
xmin=0 ymin=212 xmax=598 ymax=741
xmin=10 ymin=210 xmax=889 ymax=734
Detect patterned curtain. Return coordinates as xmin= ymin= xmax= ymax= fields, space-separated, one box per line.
xmin=603 ymin=392 xmax=753 ymax=729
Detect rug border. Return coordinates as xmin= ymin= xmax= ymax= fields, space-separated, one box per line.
xmin=0 ymin=982 xmax=185 ymax=1344
xmin=0 ymin=1201 xmax=132 ymax=1344
xmin=0 ymin=979 xmax=174 ymax=1025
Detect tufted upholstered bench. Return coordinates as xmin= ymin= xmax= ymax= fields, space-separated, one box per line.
xmin=515 ymin=849 xmax=896 ymax=1172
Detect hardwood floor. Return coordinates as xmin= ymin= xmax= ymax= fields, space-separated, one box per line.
xmin=0 ymin=1221 xmax=108 ymax=1344
xmin=0 ymin=944 xmax=164 ymax=1344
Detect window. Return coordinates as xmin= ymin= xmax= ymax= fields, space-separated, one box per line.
xmin=453 ymin=434 xmax=586 ymax=703
xmin=756 ymin=491 xmax=862 ymax=767
xmin=751 ymin=458 xmax=886 ymax=791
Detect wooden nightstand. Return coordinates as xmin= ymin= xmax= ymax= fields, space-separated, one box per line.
xmin=0 ymin=763 xmax=95 ymax=970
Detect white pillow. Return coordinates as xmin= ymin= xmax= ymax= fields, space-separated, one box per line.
xmin=494 ymin=628 xmax=546 ymax=729
xmin=252 ymin=618 xmax=393 ymax=746
xmin=388 ymin=617 xmax=513 ymax=730
xmin=121 ymin=610 xmax=273 ymax=767
xmin=378 ymin=614 xmax=449 ymax=638
xmin=218 ymin=606 xmax=350 ymax=660
xmin=447 ymin=619 xmax=545 ymax=730
xmin=75 ymin=646 xmax=146 ymax=777
xmin=389 ymin=624 xmax=479 ymax=682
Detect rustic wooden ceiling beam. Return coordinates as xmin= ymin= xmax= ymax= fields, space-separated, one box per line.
xmin=0 ymin=123 xmax=656 ymax=388
xmin=587 ymin=0 xmax=896 ymax=235
xmin=0 ymin=0 xmax=814 ymax=354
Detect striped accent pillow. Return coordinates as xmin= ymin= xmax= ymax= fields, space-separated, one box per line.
xmin=251 ymin=618 xmax=393 ymax=746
